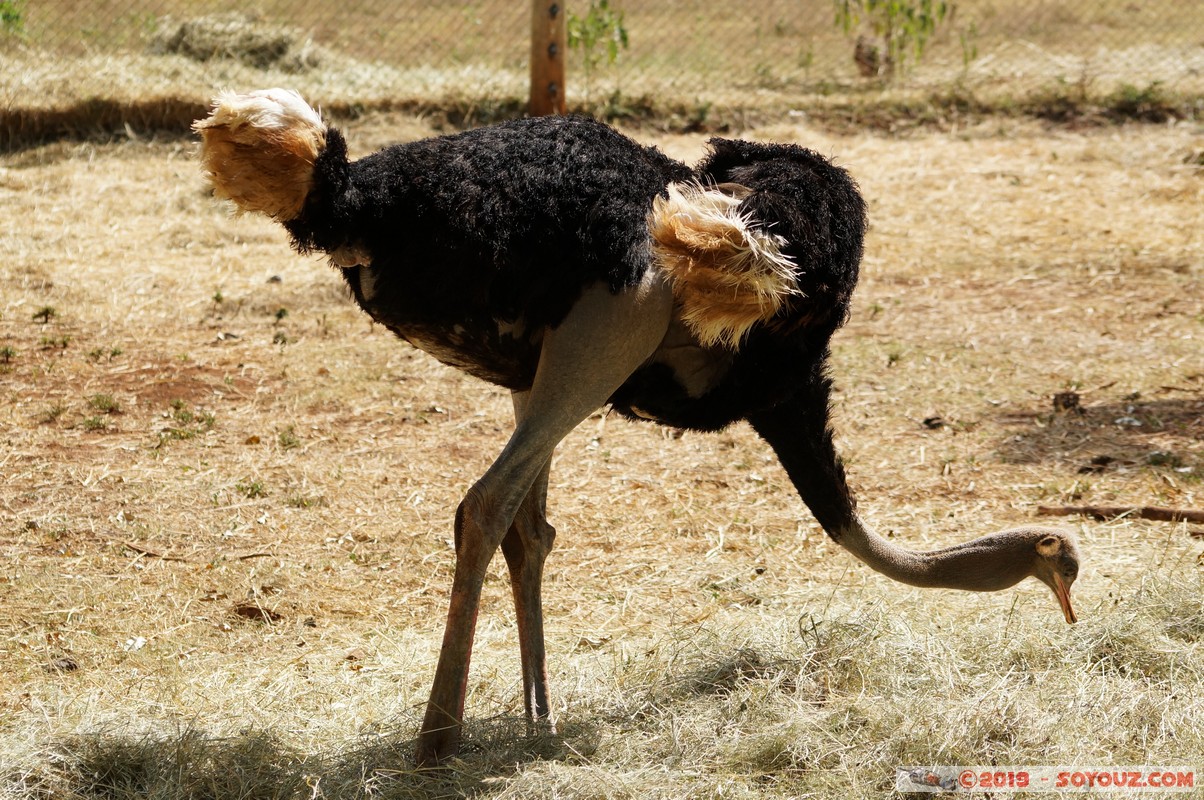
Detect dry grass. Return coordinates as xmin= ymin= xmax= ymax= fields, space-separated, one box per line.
xmin=1 ymin=115 xmax=1202 ymax=798
xmin=2 ymin=2 xmax=1202 ymax=147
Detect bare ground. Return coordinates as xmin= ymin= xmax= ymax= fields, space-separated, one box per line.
xmin=1 ymin=115 xmax=1202 ymax=798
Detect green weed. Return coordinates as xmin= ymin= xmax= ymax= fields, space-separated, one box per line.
xmin=40 ymin=403 xmax=66 ymax=423
xmin=87 ymin=394 xmax=121 ymax=414
xmin=87 ymin=346 xmax=123 ymax=362
xmin=157 ymin=401 xmax=216 ymax=445
xmin=568 ymin=0 xmax=629 ymax=101
xmin=40 ymin=335 xmax=71 ymax=349
xmin=0 ymin=0 xmax=23 ymax=36
xmin=277 ymin=426 xmax=301 ymax=451
xmin=236 ymin=480 xmax=268 ymax=499
xmin=285 ymin=493 xmax=325 ymax=509
xmin=834 ymin=0 xmax=950 ymax=78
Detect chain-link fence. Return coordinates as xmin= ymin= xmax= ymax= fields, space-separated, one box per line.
xmin=2 ymin=0 xmax=1202 ymax=129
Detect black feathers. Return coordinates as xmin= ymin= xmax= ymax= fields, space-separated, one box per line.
xmin=610 ymin=138 xmax=867 ymax=431
xmin=283 ymin=115 xmax=866 ymax=431
xmin=696 ymin=138 xmax=866 ymax=334
xmin=288 ymin=115 xmax=690 ymax=334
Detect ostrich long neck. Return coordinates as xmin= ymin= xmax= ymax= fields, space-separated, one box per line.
xmin=832 ymin=519 xmax=1032 ymax=592
xmin=747 ymin=384 xmax=1032 ymax=593
xmin=834 ymin=520 xmax=938 ymax=586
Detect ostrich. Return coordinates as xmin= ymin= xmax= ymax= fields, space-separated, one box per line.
xmin=194 ymin=89 xmax=1080 ymax=765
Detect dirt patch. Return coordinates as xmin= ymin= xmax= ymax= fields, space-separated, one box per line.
xmin=106 ymin=361 xmax=258 ymax=408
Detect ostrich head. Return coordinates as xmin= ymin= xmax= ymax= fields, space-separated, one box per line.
xmin=1029 ymin=530 xmax=1080 ymax=623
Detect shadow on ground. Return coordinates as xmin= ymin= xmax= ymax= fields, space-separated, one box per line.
xmin=994 ymin=393 xmax=1203 ymax=473
xmin=22 ymin=716 xmax=597 ymax=800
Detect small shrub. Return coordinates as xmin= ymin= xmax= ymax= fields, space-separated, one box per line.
xmin=1146 ymin=450 xmax=1182 ymax=469
xmin=87 ymin=346 xmax=123 ymax=362
xmin=236 ymin=480 xmax=268 ymax=499
xmin=40 ymin=336 xmax=71 ymax=349
xmin=87 ymin=394 xmax=121 ymax=414
xmin=568 ymin=0 xmax=629 ymax=101
xmin=1105 ymin=81 xmax=1176 ymax=122
xmin=285 ymin=494 xmax=325 ymax=509
xmin=157 ymin=401 xmax=216 ymax=445
xmin=834 ymin=0 xmax=950 ymax=78
xmin=959 ymin=21 xmax=979 ymax=69
xmin=40 ymin=403 xmax=66 ymax=423
xmin=170 ymin=399 xmax=194 ymax=424
xmin=32 ymin=306 xmax=57 ymax=323
xmin=277 ymin=426 xmax=300 ymax=451
xmin=0 ymin=0 xmax=23 ymax=36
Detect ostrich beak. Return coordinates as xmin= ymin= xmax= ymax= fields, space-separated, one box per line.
xmin=1051 ymin=573 xmax=1077 ymax=624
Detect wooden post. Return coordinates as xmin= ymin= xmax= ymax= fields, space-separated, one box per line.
xmin=529 ymin=1 xmax=566 ymax=116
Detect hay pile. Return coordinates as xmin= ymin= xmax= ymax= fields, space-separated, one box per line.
xmin=148 ymin=12 xmax=325 ymax=74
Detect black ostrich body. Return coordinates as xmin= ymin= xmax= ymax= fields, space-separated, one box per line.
xmin=284 ymin=115 xmax=866 ymax=432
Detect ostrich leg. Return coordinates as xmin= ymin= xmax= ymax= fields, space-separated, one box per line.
xmin=415 ymin=276 xmax=674 ymax=766
xmin=500 ymin=398 xmax=556 ymax=729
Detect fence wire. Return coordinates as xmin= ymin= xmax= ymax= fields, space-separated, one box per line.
xmin=2 ymin=1 xmax=1202 ymax=119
